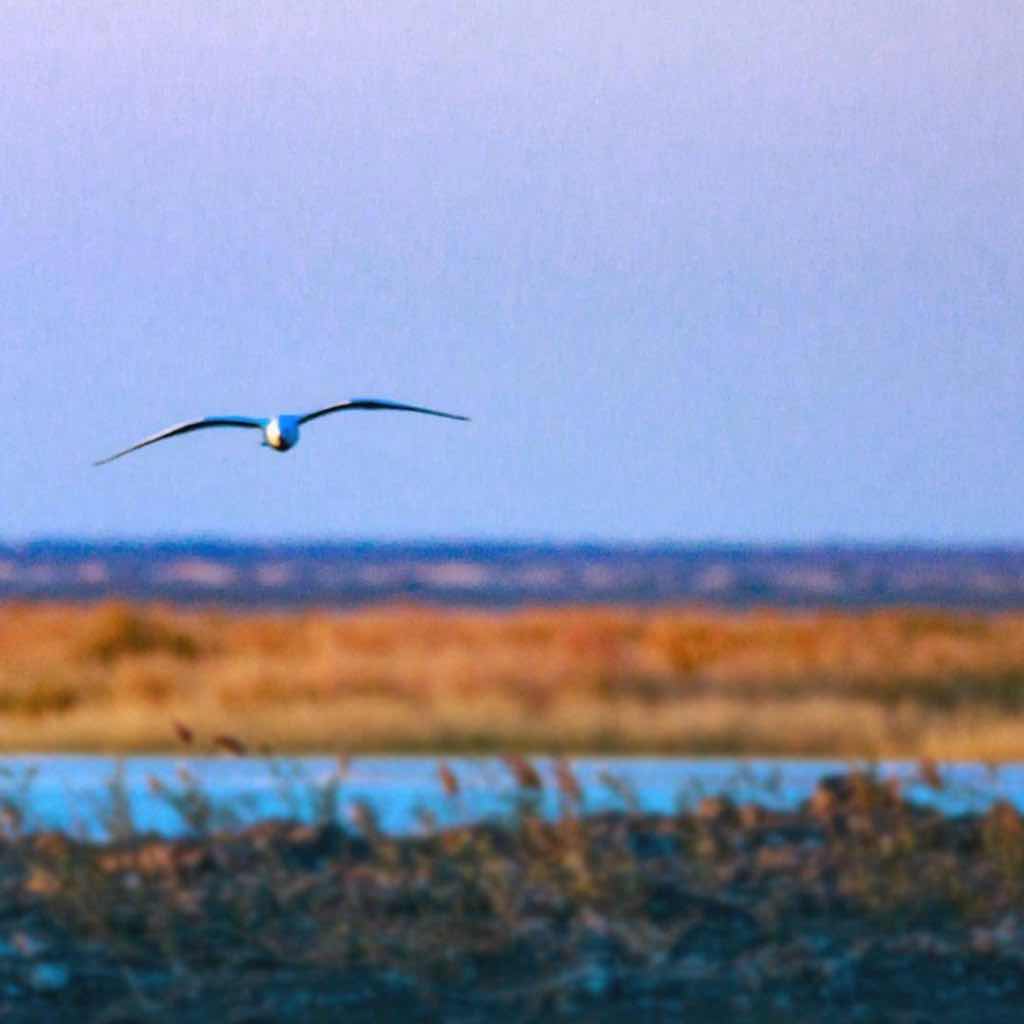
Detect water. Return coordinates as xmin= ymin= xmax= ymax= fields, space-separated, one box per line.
xmin=0 ymin=756 xmax=1018 ymax=840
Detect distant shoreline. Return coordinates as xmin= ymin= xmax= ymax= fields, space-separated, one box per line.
xmin=2 ymin=539 xmax=1024 ymax=608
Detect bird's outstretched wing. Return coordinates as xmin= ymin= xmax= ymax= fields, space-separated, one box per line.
xmin=298 ymin=398 xmax=469 ymax=426
xmin=94 ymin=416 xmax=266 ymax=466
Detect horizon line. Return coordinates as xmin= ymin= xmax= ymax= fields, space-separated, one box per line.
xmin=4 ymin=535 xmax=1024 ymax=552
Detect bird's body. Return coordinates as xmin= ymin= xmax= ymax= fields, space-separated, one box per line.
xmin=263 ymin=416 xmax=300 ymax=452
xmin=95 ymin=399 xmax=468 ymax=465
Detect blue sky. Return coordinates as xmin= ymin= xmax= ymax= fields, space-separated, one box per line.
xmin=1 ymin=2 xmax=1022 ymax=542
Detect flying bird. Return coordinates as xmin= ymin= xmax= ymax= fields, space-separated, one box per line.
xmin=94 ymin=398 xmax=469 ymax=466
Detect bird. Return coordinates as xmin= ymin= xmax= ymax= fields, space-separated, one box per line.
xmin=94 ymin=398 xmax=469 ymax=465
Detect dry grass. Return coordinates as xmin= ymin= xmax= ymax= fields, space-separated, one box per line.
xmin=8 ymin=765 xmax=1024 ymax=1020
xmin=4 ymin=601 xmax=1024 ymax=756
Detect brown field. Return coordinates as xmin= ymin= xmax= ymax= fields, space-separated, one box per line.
xmin=4 ymin=601 xmax=1024 ymax=757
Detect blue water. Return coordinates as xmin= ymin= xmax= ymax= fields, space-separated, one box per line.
xmin=0 ymin=756 xmax=1017 ymax=840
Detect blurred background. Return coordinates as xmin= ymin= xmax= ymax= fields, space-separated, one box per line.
xmin=1 ymin=3 xmax=1023 ymax=758
xmin=3 ymin=14 xmax=1024 ymax=1018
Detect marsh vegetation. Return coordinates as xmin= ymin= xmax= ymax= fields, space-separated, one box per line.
xmin=3 ymin=604 xmax=1024 ymax=1018
xmin=4 ymin=602 xmax=1024 ymax=757
xmin=0 ymin=761 xmax=1021 ymax=1021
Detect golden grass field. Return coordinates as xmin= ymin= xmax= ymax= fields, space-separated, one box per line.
xmin=5 ymin=601 xmax=1024 ymax=756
